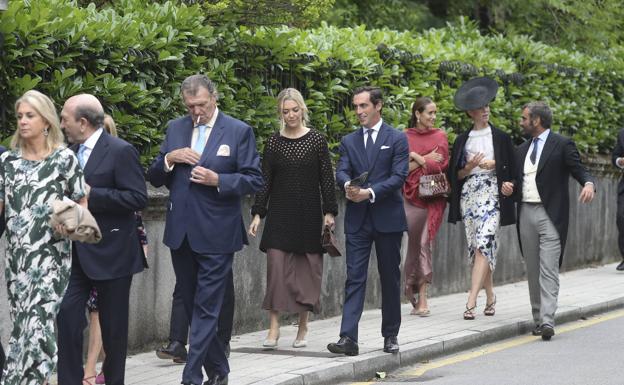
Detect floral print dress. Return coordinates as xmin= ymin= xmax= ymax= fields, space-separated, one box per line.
xmin=0 ymin=147 xmax=86 ymax=385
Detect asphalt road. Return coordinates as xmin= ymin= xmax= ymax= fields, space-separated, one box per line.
xmin=345 ymin=309 xmax=624 ymax=385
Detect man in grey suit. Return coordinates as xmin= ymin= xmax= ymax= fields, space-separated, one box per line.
xmin=502 ymin=101 xmax=594 ymax=340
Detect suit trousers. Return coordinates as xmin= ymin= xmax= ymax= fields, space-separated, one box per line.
xmin=169 ymin=269 xmax=235 ymax=346
xmin=171 ymin=238 xmax=231 ymax=385
xmin=616 ymin=191 xmax=624 ymax=260
xmin=519 ymin=203 xmax=561 ymax=327
xmin=340 ymin=211 xmax=403 ymax=342
xmin=57 ymin=252 xmax=133 ymax=385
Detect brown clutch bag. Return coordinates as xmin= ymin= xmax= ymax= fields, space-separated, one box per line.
xmin=418 ymin=165 xmax=450 ymax=199
xmin=321 ymin=225 xmax=342 ymax=257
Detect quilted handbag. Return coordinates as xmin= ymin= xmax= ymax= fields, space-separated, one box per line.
xmin=418 ymin=166 xmax=450 ymax=199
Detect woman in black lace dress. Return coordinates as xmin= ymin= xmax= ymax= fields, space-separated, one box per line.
xmin=249 ymin=88 xmax=338 ymax=349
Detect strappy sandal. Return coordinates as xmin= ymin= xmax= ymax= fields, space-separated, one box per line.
xmin=463 ymin=304 xmax=476 ymax=320
xmin=82 ymin=376 xmax=96 ymax=385
xmin=411 ymin=308 xmax=431 ymax=317
xmin=484 ymin=295 xmax=496 ymax=316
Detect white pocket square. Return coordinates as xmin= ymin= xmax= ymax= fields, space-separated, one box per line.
xmin=217 ymin=144 xmax=230 ymax=157
xmin=380 ymin=145 xmax=390 ymax=150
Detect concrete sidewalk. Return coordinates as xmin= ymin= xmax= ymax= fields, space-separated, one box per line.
xmin=122 ymin=263 xmax=623 ymax=385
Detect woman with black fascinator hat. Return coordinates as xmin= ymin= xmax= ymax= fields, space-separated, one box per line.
xmin=447 ymin=77 xmax=517 ymax=320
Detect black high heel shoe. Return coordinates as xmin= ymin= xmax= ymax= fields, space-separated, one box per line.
xmin=463 ymin=303 xmax=476 ymax=320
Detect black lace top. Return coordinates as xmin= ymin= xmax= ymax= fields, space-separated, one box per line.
xmin=251 ymin=129 xmax=338 ymax=254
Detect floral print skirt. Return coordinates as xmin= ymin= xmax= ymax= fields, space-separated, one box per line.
xmin=460 ymin=173 xmax=500 ymax=271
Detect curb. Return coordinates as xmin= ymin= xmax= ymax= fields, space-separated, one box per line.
xmin=270 ymin=296 xmax=624 ymax=385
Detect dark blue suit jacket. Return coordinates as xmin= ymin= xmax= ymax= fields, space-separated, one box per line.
xmin=335 ymin=122 xmax=409 ymax=234
xmin=72 ymin=132 xmax=147 ymax=280
xmin=147 ymin=111 xmax=263 ymax=254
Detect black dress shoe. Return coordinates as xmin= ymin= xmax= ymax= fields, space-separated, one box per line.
xmin=203 ymin=373 xmax=228 ymax=385
xmin=617 ymin=260 xmax=624 ymax=271
xmin=327 ymin=336 xmax=359 ymax=356
xmin=531 ymin=325 xmax=542 ymax=336
xmin=156 ymin=340 xmax=187 ymax=362
xmin=383 ymin=336 xmax=399 ymax=353
xmin=541 ymin=325 xmax=555 ymax=341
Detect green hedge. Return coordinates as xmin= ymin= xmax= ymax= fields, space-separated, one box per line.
xmin=1 ymin=0 xmax=623 ymax=165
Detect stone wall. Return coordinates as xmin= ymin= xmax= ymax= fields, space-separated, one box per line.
xmin=0 ymin=156 xmax=620 ymax=352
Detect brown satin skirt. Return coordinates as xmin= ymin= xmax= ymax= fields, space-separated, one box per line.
xmin=262 ymin=248 xmax=323 ymax=314
xmin=403 ymin=201 xmax=433 ymax=299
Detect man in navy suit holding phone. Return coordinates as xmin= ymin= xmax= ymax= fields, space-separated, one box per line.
xmin=148 ymin=74 xmax=263 ymax=385
xmin=328 ymin=86 xmax=409 ymax=356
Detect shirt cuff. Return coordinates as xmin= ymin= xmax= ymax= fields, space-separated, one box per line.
xmin=617 ymin=158 xmax=624 ymax=169
xmin=164 ymin=153 xmax=175 ymax=172
xmin=368 ymin=188 xmax=375 ymax=203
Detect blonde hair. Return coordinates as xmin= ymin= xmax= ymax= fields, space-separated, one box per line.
xmin=276 ymin=88 xmax=309 ymax=130
xmin=12 ymin=90 xmax=65 ymax=151
xmin=104 ymin=114 xmax=118 ymax=137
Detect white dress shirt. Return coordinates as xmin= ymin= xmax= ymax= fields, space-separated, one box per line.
xmin=165 ymin=107 xmax=219 ymax=171
xmin=527 ymin=129 xmax=550 ymax=165
xmin=362 ymin=118 xmax=382 ymax=148
xmin=80 ymin=128 xmax=104 ymax=167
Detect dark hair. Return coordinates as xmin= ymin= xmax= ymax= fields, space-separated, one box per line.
xmin=353 ymin=86 xmax=383 ymax=106
xmin=523 ymin=101 xmax=552 ymax=129
xmin=75 ymin=105 xmax=104 ymax=128
xmin=181 ymin=74 xmax=219 ymax=99
xmin=409 ymin=96 xmax=434 ymax=128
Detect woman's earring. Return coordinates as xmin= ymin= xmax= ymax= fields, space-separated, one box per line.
xmin=43 ymin=127 xmax=49 ymax=137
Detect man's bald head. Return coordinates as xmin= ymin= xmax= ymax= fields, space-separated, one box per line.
xmin=64 ymin=94 xmax=105 ymax=128
xmin=61 ymin=93 xmax=105 ymax=144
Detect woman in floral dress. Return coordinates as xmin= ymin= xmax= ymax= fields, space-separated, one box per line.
xmin=0 ymin=90 xmax=87 ymax=385
xmin=447 ymin=78 xmax=516 ymax=321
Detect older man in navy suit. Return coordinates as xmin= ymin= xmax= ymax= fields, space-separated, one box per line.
xmin=327 ymin=86 xmax=409 ymax=356
xmin=57 ymin=94 xmax=148 ymax=385
xmin=147 ymin=74 xmax=263 ymax=385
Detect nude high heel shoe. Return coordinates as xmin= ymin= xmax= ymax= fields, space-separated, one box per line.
xmin=263 ymin=330 xmax=280 ymax=349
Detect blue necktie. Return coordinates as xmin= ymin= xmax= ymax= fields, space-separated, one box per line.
xmin=365 ymin=128 xmax=375 ymax=164
xmin=530 ymin=137 xmax=539 ymax=164
xmin=77 ymin=144 xmax=87 ymax=169
xmin=193 ymin=124 xmax=207 ymax=154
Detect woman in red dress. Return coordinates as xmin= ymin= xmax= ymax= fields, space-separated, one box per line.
xmin=402 ymin=97 xmax=449 ymax=316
